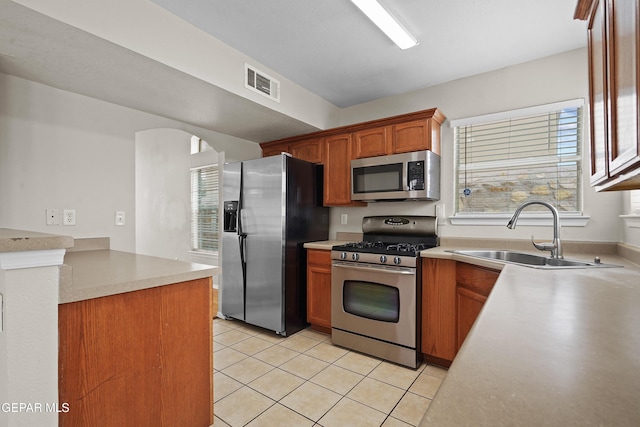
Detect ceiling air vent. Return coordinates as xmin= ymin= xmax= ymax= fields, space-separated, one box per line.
xmin=245 ymin=63 xmax=280 ymax=103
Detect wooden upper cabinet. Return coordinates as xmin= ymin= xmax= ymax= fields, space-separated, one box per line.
xmin=587 ymin=0 xmax=609 ymax=185
xmin=324 ymin=133 xmax=365 ymax=206
xmin=290 ymin=137 xmax=325 ymax=163
xmin=393 ymin=119 xmax=434 ymax=154
xmin=354 ymin=126 xmax=390 ymax=158
xmin=577 ymin=0 xmax=640 ymax=190
xmin=261 ymin=141 xmax=290 ymax=157
xmin=606 ymin=0 xmax=640 ymax=178
xmin=259 ymin=108 xmax=445 ymax=204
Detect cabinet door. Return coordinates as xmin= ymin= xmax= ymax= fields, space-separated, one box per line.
xmin=588 ymin=0 xmax=610 ymax=185
xmin=607 ymin=0 xmax=640 ymax=176
xmin=456 ymin=286 xmax=487 ymax=351
xmin=421 ymin=258 xmax=457 ymax=365
xmin=393 ymin=119 xmax=430 ymax=154
xmin=262 ymin=142 xmax=290 ymax=157
xmin=324 ymin=133 xmax=365 ymax=206
xmin=354 ymin=126 xmax=390 ymax=158
xmin=291 ymin=138 xmax=324 ymax=163
xmin=455 ymin=263 xmax=499 ymax=351
xmin=307 ymin=250 xmax=332 ymax=332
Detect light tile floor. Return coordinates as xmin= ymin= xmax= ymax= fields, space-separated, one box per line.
xmin=213 ymin=318 xmax=447 ymax=427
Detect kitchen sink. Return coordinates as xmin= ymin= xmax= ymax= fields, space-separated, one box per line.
xmin=450 ymin=250 xmax=622 ymax=269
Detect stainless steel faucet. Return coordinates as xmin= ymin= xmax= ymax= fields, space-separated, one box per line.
xmin=507 ymin=201 xmax=563 ymax=259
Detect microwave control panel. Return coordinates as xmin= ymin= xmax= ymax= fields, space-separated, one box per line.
xmin=407 ymin=161 xmax=425 ymax=190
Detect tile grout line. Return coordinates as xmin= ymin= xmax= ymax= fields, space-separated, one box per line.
xmin=213 ymin=318 xmax=443 ymax=426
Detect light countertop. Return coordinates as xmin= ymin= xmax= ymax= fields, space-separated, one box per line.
xmin=0 ymin=228 xmax=73 ymax=252
xmin=61 ymin=249 xmax=218 ymax=304
xmin=303 ymin=240 xmax=352 ymax=250
xmin=418 ymin=242 xmax=640 ymax=426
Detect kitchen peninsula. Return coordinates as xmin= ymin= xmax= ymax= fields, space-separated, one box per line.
xmin=0 ymin=231 xmax=220 ymax=427
xmin=419 ymin=241 xmax=640 ymax=426
xmin=59 ymin=239 xmax=217 ymax=426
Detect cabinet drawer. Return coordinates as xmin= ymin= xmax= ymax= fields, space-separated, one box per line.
xmin=456 ymin=262 xmax=499 ymax=295
xmin=308 ymin=249 xmax=331 ymax=266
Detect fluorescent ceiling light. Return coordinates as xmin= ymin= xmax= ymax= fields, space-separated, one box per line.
xmin=350 ymin=0 xmax=418 ymax=50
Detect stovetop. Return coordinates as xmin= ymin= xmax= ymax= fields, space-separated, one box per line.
xmin=331 ymin=215 xmax=439 ymax=266
xmin=332 ymin=240 xmax=437 ymax=257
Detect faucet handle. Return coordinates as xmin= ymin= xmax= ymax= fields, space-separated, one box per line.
xmin=531 ymin=235 xmax=556 ymax=253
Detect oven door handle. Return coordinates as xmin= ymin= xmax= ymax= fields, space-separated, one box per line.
xmin=332 ymin=261 xmax=415 ymax=275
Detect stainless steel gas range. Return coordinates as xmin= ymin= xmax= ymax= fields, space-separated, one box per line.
xmin=331 ymin=216 xmax=438 ymax=369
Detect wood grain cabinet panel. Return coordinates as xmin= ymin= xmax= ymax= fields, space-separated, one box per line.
xmin=421 ymin=259 xmax=499 ymax=366
xmin=259 ymin=108 xmax=445 ymax=203
xmin=306 ymin=249 xmax=332 ymax=333
xmin=261 ymin=142 xmax=290 ymax=157
xmin=59 ymin=278 xmax=213 ymax=427
xmin=577 ymin=0 xmax=640 ymax=190
xmin=354 ymin=126 xmax=390 ymax=158
xmin=455 ymin=263 xmax=499 ymax=351
xmin=291 ymin=138 xmax=324 ymax=163
xmin=323 ymin=133 xmax=365 ymax=206
xmin=393 ymin=119 xmax=432 ymax=154
xmin=421 ymin=258 xmax=457 ymax=366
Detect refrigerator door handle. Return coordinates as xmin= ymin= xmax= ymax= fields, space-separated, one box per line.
xmin=239 ymin=232 xmax=247 ymax=279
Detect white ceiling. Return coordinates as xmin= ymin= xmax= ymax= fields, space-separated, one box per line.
xmin=150 ymin=0 xmax=588 ymax=107
xmin=0 ymin=0 xmax=587 ymax=142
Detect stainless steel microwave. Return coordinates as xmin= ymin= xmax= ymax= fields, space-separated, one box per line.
xmin=351 ymin=150 xmax=440 ymax=202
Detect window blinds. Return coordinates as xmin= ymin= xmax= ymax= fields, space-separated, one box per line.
xmin=191 ymin=165 xmax=219 ymax=252
xmin=454 ymin=103 xmax=583 ymax=214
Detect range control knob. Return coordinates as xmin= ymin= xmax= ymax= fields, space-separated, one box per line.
xmin=340 ymin=252 xmax=347 ymax=260
xmin=393 ymin=256 xmax=402 ymax=265
xmin=380 ymin=255 xmax=387 ymax=263
xmin=352 ymin=253 xmax=360 ymax=261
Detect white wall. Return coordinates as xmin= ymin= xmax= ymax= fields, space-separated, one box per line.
xmin=135 ymin=128 xmax=192 ymax=261
xmin=331 ymin=48 xmax=625 ymax=245
xmin=0 ymin=73 xmax=261 ymax=253
xmin=0 ymin=265 xmax=60 ymax=427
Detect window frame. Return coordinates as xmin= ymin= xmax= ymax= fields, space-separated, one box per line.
xmin=449 ymin=99 xmax=590 ymax=227
xmin=190 ymin=164 xmax=220 ymax=254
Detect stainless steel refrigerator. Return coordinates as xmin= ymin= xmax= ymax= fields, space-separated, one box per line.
xmin=221 ymin=154 xmax=329 ymax=336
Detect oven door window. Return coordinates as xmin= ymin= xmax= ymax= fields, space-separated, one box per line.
xmin=352 ymin=163 xmax=403 ymax=194
xmin=343 ymin=280 xmax=399 ymax=323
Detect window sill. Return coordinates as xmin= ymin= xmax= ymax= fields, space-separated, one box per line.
xmin=449 ymin=213 xmax=590 ymax=227
xmin=620 ymin=215 xmax=640 ymax=228
xmin=188 ymin=250 xmax=218 ymax=265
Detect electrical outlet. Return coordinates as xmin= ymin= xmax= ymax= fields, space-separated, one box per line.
xmin=46 ymin=208 xmax=60 ymax=225
xmin=115 ymin=211 xmax=125 ymax=226
xmin=341 ymin=213 xmax=348 ymax=225
xmin=1 ymin=292 xmax=3 ymax=332
xmin=63 ymin=209 xmax=76 ymax=226
xmin=436 ymin=204 xmax=446 ymax=217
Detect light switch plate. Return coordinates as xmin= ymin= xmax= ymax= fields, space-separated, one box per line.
xmin=115 ymin=211 xmax=125 ymax=226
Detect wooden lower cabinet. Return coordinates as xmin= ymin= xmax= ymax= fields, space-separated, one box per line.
xmin=421 ymin=258 xmax=499 ymax=366
xmin=307 ymin=249 xmax=332 ymax=333
xmin=455 ymin=263 xmax=499 ymax=351
xmin=59 ymin=277 xmax=213 ymax=427
xmin=421 ymin=258 xmax=457 ymax=366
